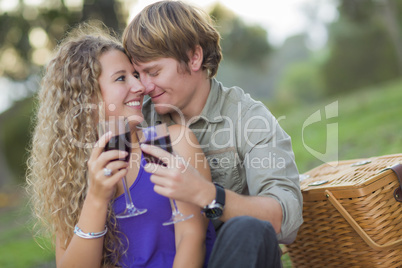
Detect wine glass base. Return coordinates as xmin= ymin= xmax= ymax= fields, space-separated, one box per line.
xmin=116 ymin=208 xmax=147 ymax=219
xmin=162 ymin=213 xmax=194 ymax=226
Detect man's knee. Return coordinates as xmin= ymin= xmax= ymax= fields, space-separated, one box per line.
xmin=210 ymin=216 xmax=282 ymax=268
xmin=220 ymin=216 xmax=277 ymax=239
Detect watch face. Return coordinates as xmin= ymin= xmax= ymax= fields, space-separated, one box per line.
xmin=205 ymin=207 xmax=223 ymax=220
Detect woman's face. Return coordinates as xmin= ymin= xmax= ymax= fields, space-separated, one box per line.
xmin=98 ymin=49 xmax=145 ymax=126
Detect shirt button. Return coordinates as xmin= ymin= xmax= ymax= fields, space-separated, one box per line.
xmin=211 ymin=158 xmax=219 ymax=167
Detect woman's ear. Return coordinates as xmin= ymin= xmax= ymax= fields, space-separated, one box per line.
xmin=188 ymin=45 xmax=203 ymax=72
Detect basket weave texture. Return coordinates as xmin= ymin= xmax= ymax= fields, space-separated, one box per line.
xmin=287 ymin=154 xmax=402 ymax=268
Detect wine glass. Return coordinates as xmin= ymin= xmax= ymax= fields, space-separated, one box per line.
xmin=138 ymin=123 xmax=193 ymax=225
xmin=99 ymin=117 xmax=147 ymax=218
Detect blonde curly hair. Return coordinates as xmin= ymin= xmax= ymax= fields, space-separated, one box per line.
xmin=26 ymin=21 xmax=127 ymax=265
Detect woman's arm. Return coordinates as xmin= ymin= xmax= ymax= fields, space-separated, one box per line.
xmin=55 ymin=132 xmax=128 ymax=267
xmin=55 ymin=194 xmax=109 ymax=268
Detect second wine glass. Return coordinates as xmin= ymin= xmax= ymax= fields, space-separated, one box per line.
xmin=138 ymin=123 xmax=193 ymax=225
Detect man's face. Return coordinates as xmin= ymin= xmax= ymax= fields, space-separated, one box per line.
xmin=134 ymin=58 xmax=198 ymax=117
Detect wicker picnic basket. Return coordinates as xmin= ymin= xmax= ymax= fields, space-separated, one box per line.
xmin=286 ymin=154 xmax=402 ymax=268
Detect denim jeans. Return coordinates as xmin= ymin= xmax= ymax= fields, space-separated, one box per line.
xmin=208 ymin=216 xmax=282 ymax=268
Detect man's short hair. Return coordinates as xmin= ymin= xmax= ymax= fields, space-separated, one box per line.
xmin=123 ymin=0 xmax=222 ymax=78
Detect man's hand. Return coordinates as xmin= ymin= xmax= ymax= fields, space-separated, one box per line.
xmin=140 ymin=143 xmax=215 ymax=207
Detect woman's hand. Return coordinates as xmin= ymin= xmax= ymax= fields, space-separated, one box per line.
xmin=86 ymin=131 xmax=129 ymax=203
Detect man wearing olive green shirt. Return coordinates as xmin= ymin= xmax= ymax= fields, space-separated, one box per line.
xmin=123 ymin=1 xmax=303 ymax=267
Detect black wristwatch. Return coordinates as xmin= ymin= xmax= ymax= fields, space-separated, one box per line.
xmin=202 ymin=183 xmax=225 ymax=220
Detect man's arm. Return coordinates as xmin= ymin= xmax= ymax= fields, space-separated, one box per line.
xmin=142 ymin=104 xmax=303 ymax=243
xmin=219 ymin=191 xmax=283 ymax=233
xmin=236 ymin=103 xmax=303 ymax=243
xmin=194 ymin=182 xmax=283 ymax=232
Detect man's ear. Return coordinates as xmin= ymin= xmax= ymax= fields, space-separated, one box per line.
xmin=188 ymin=45 xmax=203 ymax=72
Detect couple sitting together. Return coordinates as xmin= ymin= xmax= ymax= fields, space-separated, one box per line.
xmin=27 ymin=1 xmax=303 ymax=267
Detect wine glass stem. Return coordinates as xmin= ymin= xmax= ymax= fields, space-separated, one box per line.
xmin=121 ymin=176 xmax=134 ymax=210
xmin=170 ymin=198 xmax=180 ymax=215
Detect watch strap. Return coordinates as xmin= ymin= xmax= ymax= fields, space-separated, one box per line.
xmin=214 ymin=183 xmax=225 ymax=206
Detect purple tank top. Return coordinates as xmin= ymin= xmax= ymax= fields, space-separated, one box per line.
xmin=113 ymin=155 xmax=215 ymax=267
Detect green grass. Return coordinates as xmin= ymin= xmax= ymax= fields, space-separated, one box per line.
xmin=0 ymin=197 xmax=55 ymax=268
xmin=267 ymin=79 xmax=402 ymax=174
xmin=2 ymin=79 xmax=402 ymax=267
xmin=0 ymin=239 xmax=54 ymax=268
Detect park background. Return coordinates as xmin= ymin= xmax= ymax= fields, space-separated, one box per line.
xmin=0 ymin=0 xmax=401 ymax=267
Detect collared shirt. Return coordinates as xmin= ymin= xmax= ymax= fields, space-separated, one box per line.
xmin=142 ymin=78 xmax=303 ymax=244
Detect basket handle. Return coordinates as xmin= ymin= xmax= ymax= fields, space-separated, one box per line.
xmin=390 ymin=164 xmax=402 ymax=202
xmin=325 ymin=189 xmax=402 ymax=251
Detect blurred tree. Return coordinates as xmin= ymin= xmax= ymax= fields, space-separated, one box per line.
xmin=268 ymin=34 xmax=312 ymax=105
xmin=376 ymin=0 xmax=402 ymax=75
xmin=322 ymin=0 xmax=401 ymax=95
xmin=208 ymin=3 xmax=274 ymax=100
xmin=0 ymin=0 xmax=129 ymax=81
xmin=0 ymin=97 xmax=33 ymax=183
xmin=341 ymin=0 xmax=402 ymax=72
xmin=209 ymin=3 xmax=271 ymax=67
xmin=278 ymin=58 xmax=325 ymax=105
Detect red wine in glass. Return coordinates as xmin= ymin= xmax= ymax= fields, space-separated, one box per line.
xmin=104 ymin=131 xmax=132 ymax=162
xmin=99 ymin=118 xmax=147 ymax=218
xmin=141 ymin=135 xmax=172 ymax=165
xmin=138 ymin=123 xmax=193 ymax=225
